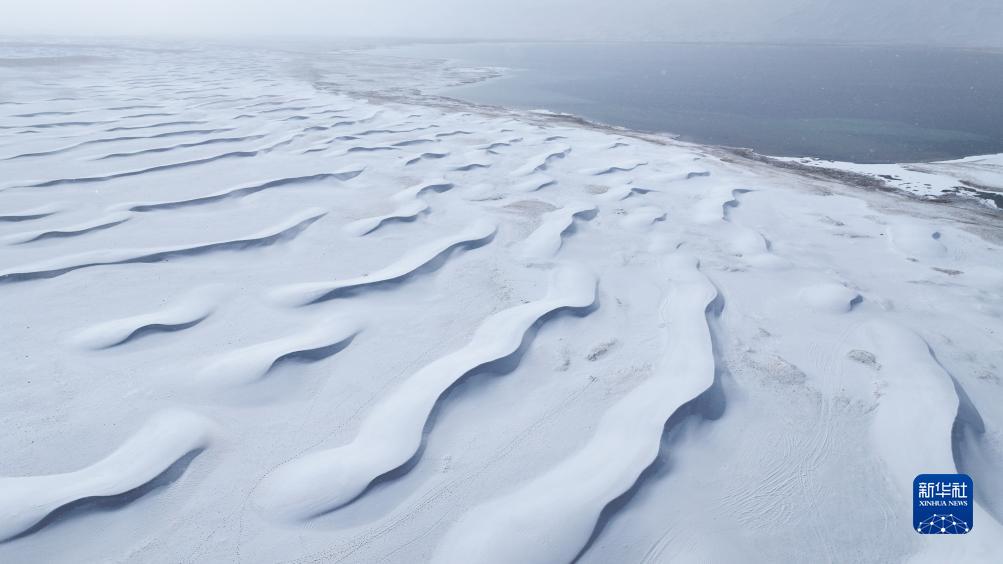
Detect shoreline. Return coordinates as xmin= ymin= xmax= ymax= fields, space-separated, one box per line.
xmin=327 ymin=45 xmax=1003 ymax=214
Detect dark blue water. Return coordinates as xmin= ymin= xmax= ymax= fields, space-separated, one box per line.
xmin=380 ymin=42 xmax=1003 ymax=163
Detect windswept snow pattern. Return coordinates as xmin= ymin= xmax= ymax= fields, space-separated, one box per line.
xmin=70 ymin=285 xmax=223 ymax=349
xmin=434 ymin=255 xmax=716 ymax=564
xmin=342 ymin=179 xmax=452 ymax=236
xmin=198 ymin=316 xmax=361 ymax=388
xmin=269 ymin=219 xmax=496 ymax=305
xmin=518 ymin=202 xmax=596 ymax=261
xmin=1 ymin=42 xmax=1002 ymax=564
xmin=0 ymin=410 xmax=213 ymax=542
xmin=255 ymin=265 xmax=596 ymax=520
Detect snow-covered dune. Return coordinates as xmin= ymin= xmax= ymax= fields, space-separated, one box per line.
xmin=433 ymin=254 xmax=717 ymax=564
xmin=0 ymin=410 xmax=213 ymax=541
xmin=0 ymin=41 xmax=1001 ymax=563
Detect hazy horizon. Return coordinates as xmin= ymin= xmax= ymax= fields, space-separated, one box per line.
xmin=3 ymin=0 xmax=1002 ymax=49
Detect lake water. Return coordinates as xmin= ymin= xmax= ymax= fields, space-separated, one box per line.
xmin=376 ymin=42 xmax=1003 ymax=164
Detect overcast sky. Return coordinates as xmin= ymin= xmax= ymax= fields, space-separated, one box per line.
xmin=3 ymin=0 xmax=1001 ymax=48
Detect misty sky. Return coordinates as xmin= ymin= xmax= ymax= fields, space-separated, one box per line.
xmin=3 ymin=0 xmax=1001 ymax=48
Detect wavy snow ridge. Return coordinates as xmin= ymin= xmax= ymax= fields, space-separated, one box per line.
xmin=0 ymin=208 xmax=326 ymax=283
xmin=254 ymin=264 xmax=597 ymax=520
xmin=269 ymin=219 xmax=497 ymax=306
xmin=0 ymin=410 xmax=213 ymax=541
xmin=70 ymin=285 xmax=223 ymax=349
xmin=342 ymin=179 xmax=452 ymax=236
xmin=519 ymin=202 xmax=597 ymax=261
xmin=199 ymin=316 xmax=361 ymax=388
xmin=433 ymin=254 xmax=717 ymax=564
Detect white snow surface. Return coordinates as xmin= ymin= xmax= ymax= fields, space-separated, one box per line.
xmin=778 ymin=153 xmax=1003 ymax=209
xmin=1 ymin=41 xmax=1002 ymax=563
